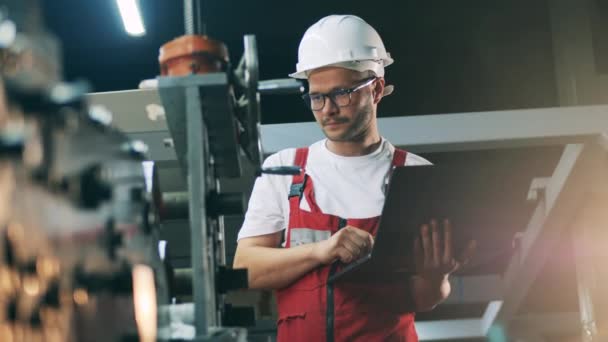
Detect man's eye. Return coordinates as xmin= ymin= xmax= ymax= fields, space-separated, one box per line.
xmin=310 ymin=94 xmax=324 ymax=101
xmin=332 ymin=90 xmax=349 ymax=97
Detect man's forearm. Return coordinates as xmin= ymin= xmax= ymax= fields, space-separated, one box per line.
xmin=410 ymin=274 xmax=451 ymax=312
xmin=233 ymin=244 xmax=323 ymax=290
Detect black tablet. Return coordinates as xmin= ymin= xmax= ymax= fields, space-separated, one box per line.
xmin=328 ymin=165 xmax=477 ymax=283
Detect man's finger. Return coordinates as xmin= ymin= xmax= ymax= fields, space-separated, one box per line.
xmin=341 ymin=239 xmax=359 ymax=257
xmin=443 ymin=219 xmax=453 ymax=264
xmin=348 ymin=226 xmax=373 ymax=240
xmin=337 ymin=248 xmax=353 ymax=264
xmin=344 ymin=224 xmax=362 ymax=232
xmin=343 ymin=226 xmax=369 ymax=244
xmin=421 ymin=224 xmax=432 ymax=267
xmin=431 ymin=219 xmax=441 ymax=267
xmin=344 ymin=231 xmax=366 ymax=249
xmin=359 ymin=238 xmax=372 ymax=255
xmin=340 ymin=226 xmax=374 ymax=261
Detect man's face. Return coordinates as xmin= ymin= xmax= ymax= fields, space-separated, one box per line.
xmin=307 ymin=67 xmax=379 ymax=142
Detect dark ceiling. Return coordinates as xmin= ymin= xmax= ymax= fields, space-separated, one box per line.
xmin=42 ymin=0 xmax=559 ymax=124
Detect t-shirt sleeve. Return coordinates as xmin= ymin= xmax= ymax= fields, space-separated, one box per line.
xmin=237 ymin=149 xmax=294 ymax=241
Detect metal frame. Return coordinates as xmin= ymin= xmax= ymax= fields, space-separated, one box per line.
xmin=156 ymin=72 xmax=247 ymax=336
xmin=260 ymin=106 xmax=608 ymax=154
xmin=185 ymin=85 xmax=216 ymax=334
xmin=415 ymin=300 xmax=503 ymax=340
xmin=490 ymin=138 xmax=606 ymax=334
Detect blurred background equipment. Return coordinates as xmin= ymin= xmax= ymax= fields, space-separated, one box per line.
xmin=0 ymin=0 xmax=167 ymax=341
xmin=0 ymin=0 xmax=303 ymax=340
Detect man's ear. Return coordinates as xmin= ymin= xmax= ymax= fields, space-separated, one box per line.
xmin=373 ymin=78 xmax=385 ymax=104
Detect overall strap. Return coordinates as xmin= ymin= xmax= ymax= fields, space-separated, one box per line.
xmin=391 ymin=148 xmax=408 ymax=167
xmin=285 ymin=148 xmax=310 ymax=249
xmin=384 ymin=148 xmax=409 ymax=196
xmin=288 ymin=148 xmax=309 ymax=199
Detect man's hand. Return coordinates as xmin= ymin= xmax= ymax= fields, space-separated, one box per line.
xmin=313 ymin=226 xmax=374 ymax=265
xmin=410 ymin=219 xmax=476 ymax=311
xmin=414 ymin=219 xmax=476 ymax=282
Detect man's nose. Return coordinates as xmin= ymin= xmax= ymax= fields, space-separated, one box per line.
xmin=320 ymin=96 xmax=339 ymax=116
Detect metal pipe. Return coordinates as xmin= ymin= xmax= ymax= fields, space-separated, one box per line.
xmin=194 ymin=0 xmax=205 ymax=35
xmin=258 ymin=79 xmax=305 ymax=95
xmin=183 ymin=0 xmax=194 ymax=34
xmin=184 ymin=0 xmax=204 ymax=35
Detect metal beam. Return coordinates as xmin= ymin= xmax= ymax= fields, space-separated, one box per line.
xmin=185 ymin=86 xmax=215 ymax=334
xmin=86 ymin=89 xmax=166 ymax=133
xmin=417 ymin=310 xmax=580 ymax=341
xmin=261 ymin=107 xmax=608 ymax=153
xmin=490 ymin=137 xmax=605 ymax=332
xmin=416 ymin=319 xmax=484 ymax=341
xmin=85 ymin=88 xmax=608 ymax=155
xmin=410 ymin=301 xmax=503 ymax=340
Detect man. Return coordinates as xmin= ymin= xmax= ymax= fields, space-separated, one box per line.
xmin=234 ymin=14 xmax=475 ymax=341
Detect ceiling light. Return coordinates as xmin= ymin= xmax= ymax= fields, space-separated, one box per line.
xmin=116 ymin=0 xmax=145 ymax=36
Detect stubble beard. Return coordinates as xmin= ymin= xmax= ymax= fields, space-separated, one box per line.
xmin=323 ymin=101 xmax=374 ymax=143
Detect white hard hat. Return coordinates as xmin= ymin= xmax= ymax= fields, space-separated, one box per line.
xmin=289 ymin=15 xmax=394 ymax=80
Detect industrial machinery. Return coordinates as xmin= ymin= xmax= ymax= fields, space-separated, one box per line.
xmin=0 ymin=0 xmax=303 ymax=340
xmin=148 ymin=0 xmax=305 ymax=340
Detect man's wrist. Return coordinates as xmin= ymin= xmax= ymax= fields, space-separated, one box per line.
xmin=411 ymin=273 xmax=451 ymax=311
xmin=309 ymin=240 xmax=327 ymax=265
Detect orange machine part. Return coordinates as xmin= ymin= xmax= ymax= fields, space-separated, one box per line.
xmin=159 ymin=35 xmax=229 ymax=76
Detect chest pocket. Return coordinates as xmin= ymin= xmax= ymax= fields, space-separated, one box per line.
xmin=290 ymin=228 xmax=331 ymax=247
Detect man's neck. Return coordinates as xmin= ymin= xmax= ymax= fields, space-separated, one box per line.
xmin=325 ymin=133 xmax=382 ymax=156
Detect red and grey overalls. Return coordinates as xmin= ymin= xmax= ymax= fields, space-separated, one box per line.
xmin=276 ymin=147 xmax=418 ymax=342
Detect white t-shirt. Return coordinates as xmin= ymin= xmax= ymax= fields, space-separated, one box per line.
xmin=237 ymin=138 xmax=431 ymax=241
